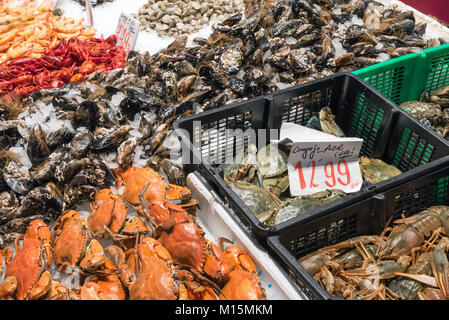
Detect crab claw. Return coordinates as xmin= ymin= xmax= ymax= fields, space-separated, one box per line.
xmin=165 ymin=184 xmax=191 ymax=201
xmin=0 ymin=276 xmax=17 ymax=299
xmin=79 ymin=239 xmax=105 ymax=271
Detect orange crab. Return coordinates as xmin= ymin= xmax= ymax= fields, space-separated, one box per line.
xmin=3 ymin=220 xmax=53 ymax=300
xmin=79 ymin=274 xmax=126 ymax=300
xmin=116 ymin=167 xmax=192 ymax=227
xmin=88 ymin=189 xmax=128 ymax=238
xmin=52 ymin=210 xmax=105 ymax=273
xmin=220 ymin=242 xmax=266 ymax=300
xmin=117 ymin=166 xmax=233 ymax=283
xmin=106 ymin=237 xmax=219 ymax=300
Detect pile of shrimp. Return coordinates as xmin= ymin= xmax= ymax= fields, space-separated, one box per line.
xmin=0 ymin=1 xmax=97 ymax=64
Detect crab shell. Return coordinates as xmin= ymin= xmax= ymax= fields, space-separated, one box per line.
xmin=5 ymin=220 xmax=52 ymax=300
xmin=53 ymin=210 xmax=105 ymax=271
xmin=159 ymin=210 xmax=232 ymax=282
xmin=116 ymin=167 xmax=166 ymax=205
xmin=220 ymin=270 xmax=266 ymax=300
xmin=107 ymin=237 xmax=188 ymax=300
xmin=80 ymin=275 xmax=126 ymax=300
xmin=88 ymin=188 xmax=128 ymax=237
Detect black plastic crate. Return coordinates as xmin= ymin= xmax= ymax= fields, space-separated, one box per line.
xmin=174 ymin=73 xmax=449 ymax=241
xmin=267 ymin=156 xmax=449 ymax=300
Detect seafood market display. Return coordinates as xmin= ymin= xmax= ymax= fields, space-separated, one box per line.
xmin=400 ymin=85 xmax=449 ymax=140
xmin=134 ymin=0 xmax=243 ymax=38
xmin=299 ymin=206 xmax=449 ymax=300
xmin=0 ymin=0 xmax=447 ymax=301
xmin=0 ymin=2 xmax=96 ymax=64
xmin=0 ymin=35 xmax=126 ymax=98
xmin=0 ymin=168 xmax=267 ymax=300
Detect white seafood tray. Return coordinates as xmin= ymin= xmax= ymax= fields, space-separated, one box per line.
xmin=187 ymin=172 xmax=305 ymax=300
xmin=57 ymin=0 xmax=449 ymax=55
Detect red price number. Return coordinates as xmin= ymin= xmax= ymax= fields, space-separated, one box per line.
xmin=295 ymin=159 xmax=351 ymax=190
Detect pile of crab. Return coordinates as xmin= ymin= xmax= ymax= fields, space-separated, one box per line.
xmin=0 ymin=166 xmax=266 ymax=300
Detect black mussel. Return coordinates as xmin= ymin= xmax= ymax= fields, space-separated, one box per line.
xmin=291 ymin=0 xmax=326 ymax=26
xmin=161 ymin=158 xmax=186 ymax=187
xmin=1 ymin=215 xmax=51 ymax=237
xmin=29 ymin=88 xmax=60 ymax=102
xmin=3 ymin=160 xmax=36 ymax=195
xmin=344 ymin=25 xmax=377 ymax=46
xmin=119 ymin=96 xmax=141 ymax=120
xmin=142 ymin=123 xmax=169 ymax=155
xmin=222 ymin=13 xmax=243 ymax=26
xmin=72 ymin=101 xmax=99 ymax=131
xmin=289 ymin=49 xmax=313 ymax=73
xmin=15 ymin=183 xmax=64 ymax=219
xmin=273 ymin=19 xmax=302 ymax=38
xmin=174 ymin=61 xmax=197 ymax=77
xmin=63 ymin=185 xmax=97 ymax=208
xmin=229 ymin=77 xmax=246 ymax=96
xmin=46 ymin=122 xmax=74 ymax=149
xmin=220 ymin=42 xmax=244 ymax=75
xmin=97 ymin=100 xmax=121 ymax=129
xmin=0 ymin=120 xmax=23 ymax=150
xmin=33 ymin=146 xmax=68 ymax=183
xmin=116 ymin=137 xmax=139 ymax=168
xmin=203 ymin=92 xmax=229 ymax=112
xmin=123 ymin=86 xmax=165 ymax=109
xmin=139 ymin=111 xmax=157 ymax=139
xmin=384 ymin=19 xmax=415 ymax=37
xmin=55 ymin=158 xmax=90 ymax=184
xmin=27 ymin=124 xmax=51 ymax=166
xmin=52 ymin=96 xmax=78 ymax=110
xmin=69 ymin=129 xmax=94 ymax=159
xmin=90 ymin=125 xmax=132 ymax=152
xmin=198 ymin=65 xmax=229 ymax=89
xmin=414 ymin=22 xmax=427 ymax=37
xmin=161 ymin=71 xmax=179 ymax=102
xmin=146 ymin=155 xmax=161 ymax=172
xmin=105 ymin=86 xmax=121 ymax=95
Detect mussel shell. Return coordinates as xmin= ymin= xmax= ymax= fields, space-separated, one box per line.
xmin=72 ymin=101 xmax=99 ymax=131
xmin=46 ymin=123 xmax=74 ymax=149
xmin=123 ymin=86 xmax=165 ymax=109
xmin=16 ymin=184 xmax=64 ymax=218
xmin=0 ymin=120 xmax=22 ymax=150
xmin=69 ymin=130 xmax=94 ymax=159
xmin=3 ymin=160 xmax=36 ymax=195
xmin=229 ymin=77 xmax=246 ymax=95
xmin=27 ymin=124 xmax=51 ymax=166
xmin=119 ymin=96 xmax=141 ymax=120
xmin=90 ymin=125 xmax=132 ymax=152
xmin=33 ymin=146 xmax=68 ymax=183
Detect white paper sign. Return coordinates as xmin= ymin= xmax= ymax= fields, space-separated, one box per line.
xmin=275 ymin=123 xmax=364 ymax=196
xmin=115 ymin=13 xmax=140 ymax=57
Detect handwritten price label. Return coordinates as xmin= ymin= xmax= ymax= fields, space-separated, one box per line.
xmin=115 ymin=13 xmax=140 ymax=57
xmin=288 ymin=140 xmax=363 ymax=196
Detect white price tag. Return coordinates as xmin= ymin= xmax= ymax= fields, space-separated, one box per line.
xmin=115 ymin=13 xmax=140 ymax=57
xmin=276 ymin=123 xmax=364 ymax=196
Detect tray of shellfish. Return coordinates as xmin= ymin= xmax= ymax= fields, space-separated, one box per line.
xmin=174 ymin=72 xmax=449 ymax=242
xmin=0 ymin=166 xmax=303 ymax=300
xmin=268 ymin=156 xmax=449 ymax=300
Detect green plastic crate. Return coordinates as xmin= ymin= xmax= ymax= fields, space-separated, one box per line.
xmin=353 ymin=43 xmax=449 ymax=105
